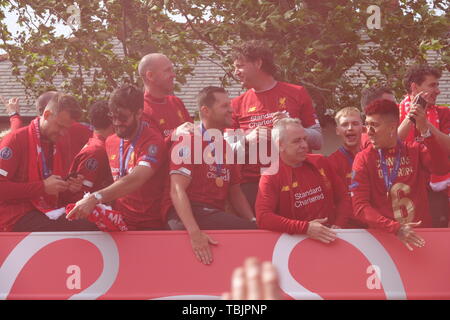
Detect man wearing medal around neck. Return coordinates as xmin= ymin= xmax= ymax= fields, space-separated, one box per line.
xmin=0 ymin=93 xmax=96 ymax=232
xmin=165 ymin=86 xmax=256 ymax=265
xmin=67 ymin=85 xmax=168 ymax=230
xmin=351 ymin=99 xmax=449 ymax=250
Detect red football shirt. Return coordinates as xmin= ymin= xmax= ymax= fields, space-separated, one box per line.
xmin=351 ymin=136 xmax=449 ymax=233
xmin=143 ymin=92 xmax=192 ymax=139
xmin=0 ymin=125 xmax=72 ymax=231
xmin=106 ymin=123 xmax=167 ymax=230
xmin=231 ymin=81 xmax=319 ymax=183
xmin=67 ymin=122 xmax=93 ymax=161
xmin=163 ymin=132 xmax=241 ymax=219
xmin=64 ymin=133 xmax=113 ymax=203
xmin=255 ymin=155 xmax=352 ymax=234
xmin=328 ymin=148 xmax=354 ymax=188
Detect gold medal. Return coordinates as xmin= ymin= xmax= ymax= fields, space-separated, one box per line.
xmin=215 ymin=177 xmax=224 ymax=187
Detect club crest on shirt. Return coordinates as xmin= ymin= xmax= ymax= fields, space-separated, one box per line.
xmin=159 ymin=118 xmax=166 ymax=125
xmin=0 ymin=147 xmax=13 ymax=160
xmin=85 ymin=158 xmax=98 ymax=171
xmin=278 ymin=97 xmax=287 ymax=110
xmin=148 ymin=145 xmax=158 ymax=156
xmin=319 ymin=168 xmax=331 ymax=189
xmin=110 ymin=154 xmax=116 ymax=160
xmin=248 ymin=106 xmax=257 ymax=113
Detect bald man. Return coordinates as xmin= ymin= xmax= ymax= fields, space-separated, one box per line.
xmin=138 ymin=53 xmax=192 ymax=141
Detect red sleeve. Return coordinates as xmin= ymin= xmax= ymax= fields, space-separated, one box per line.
xmin=70 ymin=149 xmax=104 ymax=190
xmin=437 ymin=107 xmax=450 ymax=135
xmin=137 ymin=131 xmax=167 ymax=172
xmin=297 ymin=86 xmax=317 ymax=128
xmin=419 ymin=135 xmax=450 ymax=175
xmin=0 ymin=132 xmax=45 ymax=200
xmin=350 ymin=152 xmax=401 ymax=233
xmin=255 ymin=173 xmax=309 ymax=234
xmin=169 ymin=139 xmax=194 ymax=177
xmin=9 ymin=115 xmax=23 ymax=131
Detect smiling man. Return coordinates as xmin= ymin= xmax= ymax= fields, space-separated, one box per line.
xmin=351 ymin=99 xmax=449 ymax=250
xmin=138 ymin=53 xmax=192 ymax=141
xmin=0 ymin=93 xmax=96 ymax=232
xmin=230 ymin=40 xmax=322 ymax=210
xmin=67 ymin=85 xmax=167 ymax=230
xmin=165 ymin=86 xmax=256 ymax=265
xmin=255 ymin=118 xmax=351 ymax=240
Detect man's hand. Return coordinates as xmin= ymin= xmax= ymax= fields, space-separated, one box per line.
xmin=397 ymin=221 xmax=425 ymax=251
xmin=245 ymin=126 xmax=270 ymax=144
xmin=189 ymin=230 xmax=218 ymax=265
xmin=172 ymin=122 xmax=194 ymax=140
xmin=222 ymin=257 xmax=281 ymax=300
xmin=307 ymin=217 xmax=337 ymax=243
xmin=66 ymin=195 xmax=97 ymax=220
xmin=43 ymin=175 xmax=69 ymax=195
xmin=272 ymin=111 xmax=289 ymax=125
xmin=0 ymin=96 xmax=20 ymax=115
xmin=67 ymin=174 xmax=84 ymax=193
xmin=408 ymin=104 xmax=429 ymax=133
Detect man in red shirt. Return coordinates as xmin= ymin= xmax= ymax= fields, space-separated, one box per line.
xmin=230 ymin=40 xmax=322 ymax=209
xmin=167 ymin=86 xmax=256 ymax=265
xmin=0 ymin=93 xmax=96 ymax=232
xmin=2 ymin=91 xmax=93 ymax=160
xmin=138 ymin=53 xmax=193 ymax=142
xmin=351 ymin=99 xmax=449 ymax=250
xmin=65 ymin=101 xmax=114 ymax=203
xmin=255 ymin=118 xmax=351 ymax=242
xmin=67 ymin=85 xmax=167 ymax=230
xmin=397 ymin=65 xmax=450 ymax=227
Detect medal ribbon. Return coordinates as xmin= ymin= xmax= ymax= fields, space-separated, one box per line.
xmin=33 ymin=118 xmax=53 ymax=179
xmin=378 ymin=142 xmax=402 ymax=196
xmin=119 ymin=123 xmax=143 ymax=177
xmin=201 ymin=123 xmax=222 ymax=180
xmin=338 ymin=146 xmax=355 ymax=167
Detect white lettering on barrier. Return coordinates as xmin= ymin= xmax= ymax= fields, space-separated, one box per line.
xmin=367 ymin=265 xmax=382 ymax=290
xmin=0 ymin=232 xmax=119 ymax=300
xmin=66 ymin=265 xmax=81 ymax=290
xmin=271 ymin=230 xmax=406 ymax=299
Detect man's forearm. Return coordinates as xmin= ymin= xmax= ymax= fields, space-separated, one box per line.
xmin=398 ymin=118 xmax=413 ymax=140
xmin=170 ymin=187 xmax=201 ymax=234
xmin=304 ymin=124 xmax=323 ymax=150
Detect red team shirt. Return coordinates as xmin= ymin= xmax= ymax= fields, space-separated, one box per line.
xmin=143 ymin=92 xmax=192 ymax=140
xmin=162 ymin=132 xmax=241 ymax=220
xmin=106 ymin=123 xmax=167 ymax=230
xmin=351 ymin=136 xmax=449 ymax=234
xmin=65 ymin=133 xmax=113 ymax=203
xmin=328 ymin=148 xmax=354 ymax=187
xmin=0 ymin=125 xmax=72 ymax=231
xmin=255 ymin=155 xmax=352 ymax=234
xmin=231 ymin=81 xmax=319 ymax=183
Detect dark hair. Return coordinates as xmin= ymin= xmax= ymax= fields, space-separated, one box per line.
xmin=109 ymin=85 xmax=144 ymax=113
xmin=88 ymin=100 xmax=111 ymax=130
xmin=365 ymin=99 xmax=399 ymax=122
xmin=46 ymin=93 xmax=81 ymax=121
xmin=361 ymin=85 xmax=393 ymax=109
xmin=403 ymin=65 xmax=441 ymax=94
xmin=231 ymin=40 xmax=277 ymax=76
xmin=36 ymin=91 xmax=58 ymax=115
xmin=197 ymin=86 xmax=227 ymax=109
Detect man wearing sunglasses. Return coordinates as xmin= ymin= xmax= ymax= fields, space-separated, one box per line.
xmin=67 ymin=85 xmax=168 ymax=230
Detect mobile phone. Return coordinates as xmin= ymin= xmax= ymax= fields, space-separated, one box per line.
xmin=416 ymin=96 xmax=427 ymax=109
xmin=64 ymin=172 xmax=78 ymax=181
